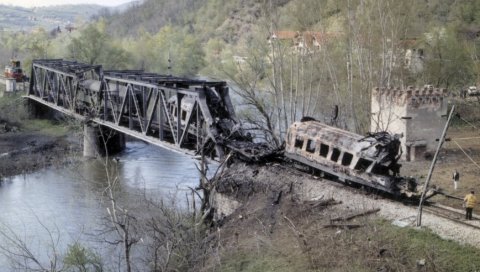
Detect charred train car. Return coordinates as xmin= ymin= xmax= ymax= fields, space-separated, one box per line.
xmin=285 ymin=120 xmax=417 ymax=196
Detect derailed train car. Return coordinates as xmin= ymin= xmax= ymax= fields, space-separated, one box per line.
xmin=285 ymin=120 xmax=418 ymax=196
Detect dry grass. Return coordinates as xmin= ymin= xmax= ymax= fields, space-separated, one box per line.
xmin=202 ymin=187 xmax=480 ymax=272
xmin=202 ymin=153 xmax=480 ymax=272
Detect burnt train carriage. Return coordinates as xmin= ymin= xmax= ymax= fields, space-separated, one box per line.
xmin=285 ymin=120 xmax=416 ymax=196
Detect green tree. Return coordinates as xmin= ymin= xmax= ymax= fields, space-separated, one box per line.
xmin=453 ymin=0 xmax=480 ymax=27
xmin=421 ymin=27 xmax=473 ymax=88
xmin=21 ymin=28 xmax=52 ymax=72
xmin=126 ymin=25 xmax=204 ymax=76
xmin=64 ymin=243 xmax=103 ymax=272
xmin=0 ymin=29 xmax=56 ymax=76
xmin=201 ymin=38 xmax=227 ymax=76
xmin=67 ymin=20 xmax=131 ymax=69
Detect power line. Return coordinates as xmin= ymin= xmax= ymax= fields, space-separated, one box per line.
xmin=450 ymin=111 xmax=480 ymax=170
xmin=456 ymin=114 xmax=478 ymax=130
xmin=452 ymin=140 xmax=480 ymax=171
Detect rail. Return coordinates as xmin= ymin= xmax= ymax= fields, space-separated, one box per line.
xmin=424 ymin=202 xmax=480 ymax=230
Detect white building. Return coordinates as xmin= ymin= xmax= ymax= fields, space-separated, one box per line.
xmin=371 ymin=86 xmax=448 ymax=161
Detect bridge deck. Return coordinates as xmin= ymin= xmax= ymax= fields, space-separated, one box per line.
xmin=24 ymin=94 xmax=199 ymax=158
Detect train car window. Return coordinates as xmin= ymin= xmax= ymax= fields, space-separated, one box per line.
xmin=354 ymin=158 xmax=372 ymax=171
xmin=331 ymin=148 xmax=341 ymax=162
xmin=306 ymin=139 xmax=316 ymax=153
xmin=371 ymin=164 xmax=389 ymax=175
xmin=342 ymin=152 xmax=353 ymax=166
xmin=295 ymin=137 xmax=304 ymax=149
xmin=181 ymin=110 xmax=187 ymax=121
xmin=319 ymin=143 xmax=329 ymax=157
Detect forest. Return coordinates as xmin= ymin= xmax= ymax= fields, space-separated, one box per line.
xmin=1 ymin=0 xmax=480 ymax=146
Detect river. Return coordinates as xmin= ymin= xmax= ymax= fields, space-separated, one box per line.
xmin=0 ymin=140 xmax=208 ymax=270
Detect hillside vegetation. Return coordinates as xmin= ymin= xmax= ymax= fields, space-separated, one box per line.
xmin=2 ymin=0 xmax=480 ymax=142
xmin=100 ymin=0 xmax=480 ymax=140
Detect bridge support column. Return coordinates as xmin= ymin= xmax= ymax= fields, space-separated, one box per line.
xmin=83 ymin=124 xmax=100 ymax=158
xmin=103 ymin=128 xmax=126 ymax=155
xmin=83 ymin=124 xmax=126 ymax=158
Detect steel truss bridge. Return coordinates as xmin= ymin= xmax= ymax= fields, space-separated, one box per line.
xmin=26 ymin=59 xmax=268 ymax=160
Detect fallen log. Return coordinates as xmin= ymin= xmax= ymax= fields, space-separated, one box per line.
xmin=323 ymin=224 xmax=363 ymax=229
xmin=330 ymin=208 xmax=380 ymax=222
xmin=304 ymin=198 xmax=342 ymax=209
xmin=272 ymin=190 xmax=283 ymax=205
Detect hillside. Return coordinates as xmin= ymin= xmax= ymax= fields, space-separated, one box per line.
xmin=104 ymin=0 xmax=289 ymax=41
xmin=102 ymin=0 xmax=470 ymax=43
xmin=0 ymin=4 xmax=110 ymax=32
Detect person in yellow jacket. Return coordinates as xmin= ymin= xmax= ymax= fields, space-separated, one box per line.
xmin=464 ymin=190 xmax=477 ymax=220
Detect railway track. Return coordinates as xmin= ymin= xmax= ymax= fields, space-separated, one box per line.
xmin=279 ymin=161 xmax=480 ymax=231
xmin=423 ymin=202 xmax=480 ymax=230
xmin=272 ymin=161 xmax=480 ymax=233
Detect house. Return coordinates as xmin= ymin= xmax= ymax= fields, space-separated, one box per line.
xmin=268 ymin=31 xmax=339 ymax=54
xmin=65 ymin=23 xmax=76 ymax=33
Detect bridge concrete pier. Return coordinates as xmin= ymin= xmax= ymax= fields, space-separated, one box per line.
xmin=83 ymin=124 xmax=100 ymax=158
xmin=83 ymin=124 xmax=126 ymax=158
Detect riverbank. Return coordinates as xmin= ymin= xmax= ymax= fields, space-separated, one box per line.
xmin=0 ymin=88 xmax=82 ymax=178
xmin=0 ymin=119 xmax=81 ymax=178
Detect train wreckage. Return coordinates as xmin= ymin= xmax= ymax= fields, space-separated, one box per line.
xmin=285 ymin=120 xmax=423 ymax=197
xmin=27 ymin=59 xmax=434 ymax=198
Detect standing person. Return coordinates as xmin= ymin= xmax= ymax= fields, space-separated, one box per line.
xmin=464 ymin=190 xmax=477 ymax=220
xmin=452 ymin=170 xmax=460 ymax=190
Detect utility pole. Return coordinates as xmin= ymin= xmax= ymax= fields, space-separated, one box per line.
xmin=416 ymin=105 xmax=456 ymax=227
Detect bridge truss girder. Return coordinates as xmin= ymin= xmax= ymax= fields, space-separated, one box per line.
xmin=27 ymin=59 xmax=239 ymax=159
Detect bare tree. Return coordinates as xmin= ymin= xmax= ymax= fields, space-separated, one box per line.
xmin=94 ymin=128 xmax=140 ymax=272
xmin=0 ymin=220 xmax=63 ymax=271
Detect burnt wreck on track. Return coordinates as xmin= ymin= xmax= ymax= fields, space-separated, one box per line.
xmin=285 ymin=120 xmax=420 ymax=197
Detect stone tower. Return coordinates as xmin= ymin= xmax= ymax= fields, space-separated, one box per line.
xmin=371 ymin=86 xmax=448 ymax=161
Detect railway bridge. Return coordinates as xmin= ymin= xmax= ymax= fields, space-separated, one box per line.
xmin=24 ymin=59 xmax=263 ymax=160
xmin=19 ymin=59 xmax=436 ymax=200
